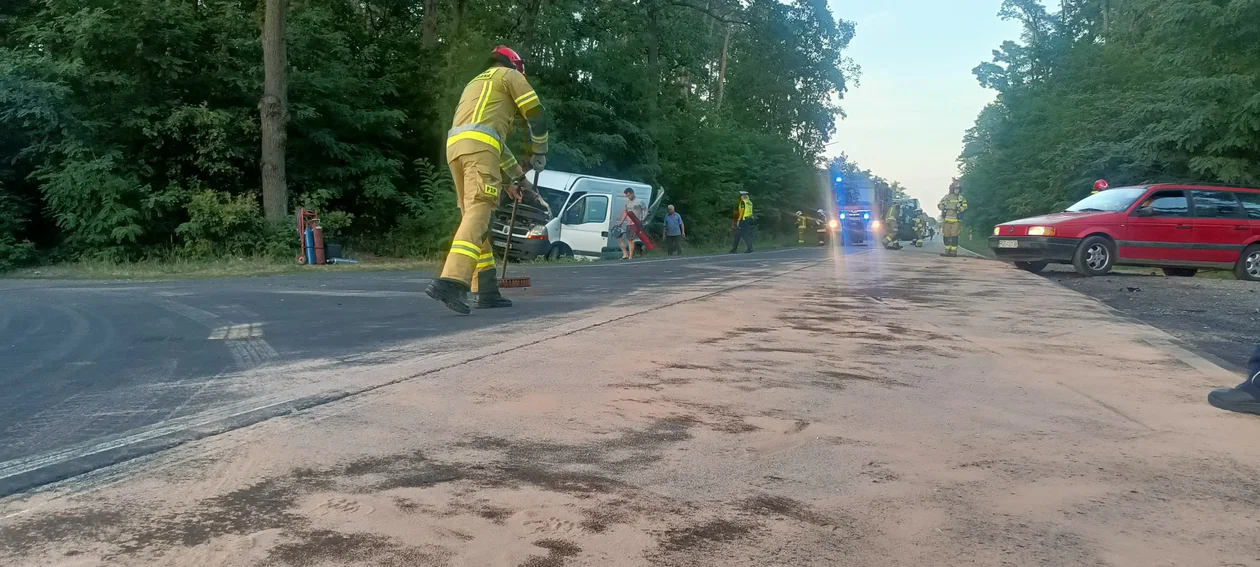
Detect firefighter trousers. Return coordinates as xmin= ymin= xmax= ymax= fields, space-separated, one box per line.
xmin=941 ymin=220 xmax=961 ymax=254
xmin=439 ymin=150 xmax=500 ymax=292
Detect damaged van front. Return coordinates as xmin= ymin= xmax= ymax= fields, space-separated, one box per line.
xmin=491 ymin=171 xmax=662 ymax=261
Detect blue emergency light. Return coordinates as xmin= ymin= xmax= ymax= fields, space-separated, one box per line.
xmin=839 ymin=212 xmax=847 ymax=220
xmin=862 ymin=212 xmax=870 ymax=220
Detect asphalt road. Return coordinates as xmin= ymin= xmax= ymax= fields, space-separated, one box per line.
xmin=0 ymin=246 xmax=845 ymax=493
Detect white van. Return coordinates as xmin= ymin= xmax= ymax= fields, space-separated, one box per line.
xmin=491 ymin=171 xmax=663 ymax=261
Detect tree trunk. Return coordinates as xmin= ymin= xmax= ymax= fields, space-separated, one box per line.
xmin=451 ymin=0 xmax=464 ymax=38
xmin=521 ymin=0 xmax=544 ymax=58
xmin=716 ymin=22 xmax=731 ymax=111
xmin=260 ymin=0 xmax=288 ymax=222
xmin=422 ymin=0 xmax=439 ymax=49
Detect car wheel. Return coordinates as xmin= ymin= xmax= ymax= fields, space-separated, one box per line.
xmin=546 ymin=243 xmax=573 ymax=260
xmin=1072 ymin=236 xmax=1114 ymax=276
xmin=1162 ymin=267 xmax=1198 ymax=277
xmin=1014 ymin=261 xmax=1049 ymax=274
xmin=1235 ymin=245 xmax=1260 ymax=282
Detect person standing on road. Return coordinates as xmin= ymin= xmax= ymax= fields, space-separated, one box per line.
xmin=1208 ymin=345 xmax=1260 ymax=416
xmin=663 ymin=205 xmax=685 ymax=256
xmin=426 ymin=45 xmax=549 ymax=314
xmin=796 ymin=211 xmax=809 ymax=244
xmin=617 ymin=188 xmax=648 ymax=260
xmin=729 ymin=191 xmax=754 ymax=254
xmin=938 ymin=180 xmax=968 ymax=257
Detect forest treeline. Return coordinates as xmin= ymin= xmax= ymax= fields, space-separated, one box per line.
xmin=960 ymin=0 xmax=1260 ymax=229
xmin=0 ymin=0 xmax=862 ymax=269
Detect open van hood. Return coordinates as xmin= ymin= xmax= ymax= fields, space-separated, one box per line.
xmin=647 ymin=186 xmax=666 ymax=221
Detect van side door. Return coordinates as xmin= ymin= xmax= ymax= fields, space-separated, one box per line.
xmin=560 ymin=194 xmax=612 ymax=256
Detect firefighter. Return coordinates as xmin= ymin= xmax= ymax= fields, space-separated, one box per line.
xmin=1091 ymin=179 xmax=1109 ymax=195
xmin=938 ymin=180 xmax=968 ymax=257
xmin=815 ymin=209 xmax=828 ymax=246
xmin=796 ymin=211 xmax=808 ymax=244
xmin=426 ymin=46 xmax=549 ymax=315
xmin=729 ymin=191 xmax=754 ymax=253
xmin=912 ymin=212 xmax=928 ymax=248
xmin=882 ymin=201 xmax=902 ymax=250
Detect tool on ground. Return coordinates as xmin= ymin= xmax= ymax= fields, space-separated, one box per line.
xmin=498 ymin=169 xmax=537 ymax=289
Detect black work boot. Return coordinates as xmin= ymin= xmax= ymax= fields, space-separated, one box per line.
xmin=474 ymin=271 xmax=512 ymax=309
xmin=425 ymin=278 xmax=471 ymax=315
xmin=1209 ymin=380 xmax=1260 ymax=416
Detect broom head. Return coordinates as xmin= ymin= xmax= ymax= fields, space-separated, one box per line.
xmin=499 ymin=276 xmax=531 ymax=289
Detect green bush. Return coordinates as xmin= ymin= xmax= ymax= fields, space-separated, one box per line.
xmin=176 ymin=190 xmax=266 ymax=258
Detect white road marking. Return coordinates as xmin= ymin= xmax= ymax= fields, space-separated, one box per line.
xmin=208 ymin=323 xmax=264 ymax=340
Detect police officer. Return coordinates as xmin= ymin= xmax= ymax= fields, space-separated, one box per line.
xmin=938 ymin=181 xmax=968 ymax=257
xmin=426 ymin=46 xmax=549 ymax=314
xmin=882 ymin=201 xmax=902 ymax=250
xmin=729 ymin=191 xmax=754 ymax=253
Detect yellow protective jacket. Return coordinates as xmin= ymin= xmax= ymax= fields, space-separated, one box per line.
xmin=447 ymin=66 xmax=548 ymax=160
xmin=938 ymin=193 xmax=968 ymax=222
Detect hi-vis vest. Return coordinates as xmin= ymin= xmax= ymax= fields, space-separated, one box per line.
xmin=738 ymin=199 xmax=753 ymax=220
xmin=797 ymin=216 xmax=808 ymax=229
xmin=447 ymin=67 xmax=545 ymax=159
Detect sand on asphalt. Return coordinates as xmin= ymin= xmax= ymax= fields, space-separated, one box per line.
xmin=2 ymin=247 xmax=1257 ymax=567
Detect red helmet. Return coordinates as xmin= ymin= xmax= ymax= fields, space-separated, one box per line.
xmin=491 ymin=46 xmax=525 ymax=75
xmin=1093 ymin=179 xmax=1109 ymax=191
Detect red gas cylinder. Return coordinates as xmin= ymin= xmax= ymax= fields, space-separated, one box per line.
xmin=312 ymin=226 xmax=326 ymax=265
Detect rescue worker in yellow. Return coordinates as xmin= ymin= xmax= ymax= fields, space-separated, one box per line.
xmin=426 ymin=46 xmax=549 ymax=314
xmin=882 ymin=201 xmax=902 ymax=250
xmin=938 ymin=180 xmax=968 ymax=257
xmin=912 ymin=212 xmax=928 ymax=248
xmin=796 ymin=211 xmax=808 ymax=244
xmin=729 ymin=191 xmax=754 ymax=253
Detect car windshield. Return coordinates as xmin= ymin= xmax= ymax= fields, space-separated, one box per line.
xmin=1064 ymin=187 xmax=1146 ymax=212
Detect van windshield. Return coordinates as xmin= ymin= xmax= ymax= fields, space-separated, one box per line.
xmin=536 ymin=187 xmax=568 ymax=217
xmin=1065 ymin=187 xmax=1146 ymax=212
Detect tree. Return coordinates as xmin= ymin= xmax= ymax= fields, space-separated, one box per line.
xmin=960 ymin=0 xmax=1260 ymax=231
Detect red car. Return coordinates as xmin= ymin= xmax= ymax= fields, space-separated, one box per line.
xmin=989 ymin=184 xmax=1260 ymax=281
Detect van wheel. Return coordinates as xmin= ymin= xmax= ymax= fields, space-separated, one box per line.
xmin=1162 ymin=267 xmax=1198 ymax=277
xmin=1072 ymin=236 xmax=1114 ymax=277
xmin=1236 ymin=245 xmax=1260 ymax=282
xmin=546 ymin=243 xmax=573 ymax=260
xmin=1014 ymin=261 xmax=1049 ymax=274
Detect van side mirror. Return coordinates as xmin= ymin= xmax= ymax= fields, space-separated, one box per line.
xmin=1135 ymin=207 xmax=1154 ymax=217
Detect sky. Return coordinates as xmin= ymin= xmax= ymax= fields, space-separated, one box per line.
xmin=826 ymin=0 xmax=1024 ymax=209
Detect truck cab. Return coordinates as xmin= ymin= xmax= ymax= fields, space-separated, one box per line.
xmin=491 ymin=171 xmax=662 ymax=261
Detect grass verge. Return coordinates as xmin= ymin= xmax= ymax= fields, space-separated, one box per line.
xmin=958 ymin=229 xmax=995 ymax=259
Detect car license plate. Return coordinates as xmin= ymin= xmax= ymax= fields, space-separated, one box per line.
xmin=998 ymin=240 xmax=1019 ymax=249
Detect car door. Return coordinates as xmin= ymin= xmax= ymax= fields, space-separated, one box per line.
xmin=559 ymin=194 xmax=611 ymax=256
xmin=1190 ymin=190 xmax=1248 ymax=265
xmin=1123 ymin=189 xmax=1195 ymax=263
xmin=1236 ymin=191 xmax=1260 ymax=240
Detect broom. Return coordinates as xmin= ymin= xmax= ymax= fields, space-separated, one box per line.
xmin=498 ymin=168 xmax=538 ymax=289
